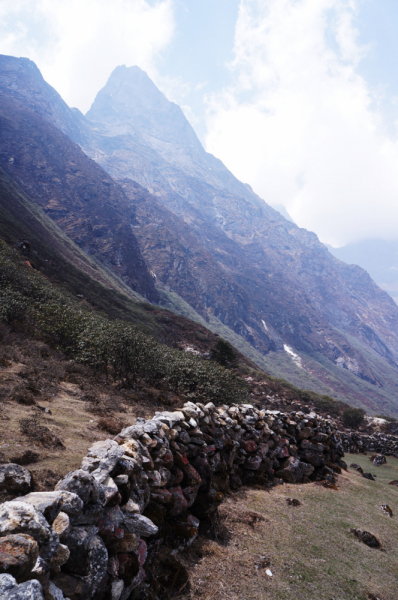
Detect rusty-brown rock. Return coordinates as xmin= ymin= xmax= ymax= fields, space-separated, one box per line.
xmin=0 ymin=533 xmax=39 ymax=579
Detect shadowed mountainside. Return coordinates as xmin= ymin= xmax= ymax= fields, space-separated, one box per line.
xmin=2 ymin=55 xmax=398 ymax=414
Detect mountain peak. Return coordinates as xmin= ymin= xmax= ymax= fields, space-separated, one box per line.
xmin=86 ymin=64 xmax=201 ymax=151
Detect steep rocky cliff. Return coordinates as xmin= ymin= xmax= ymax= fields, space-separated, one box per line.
xmin=2 ymin=55 xmax=398 ymax=414
xmin=0 ymin=56 xmax=158 ymax=302
xmin=83 ymin=66 xmax=398 ymax=412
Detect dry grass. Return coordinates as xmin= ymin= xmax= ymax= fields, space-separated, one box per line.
xmin=0 ymin=335 xmax=166 ymax=493
xmin=179 ymin=454 xmax=398 ymax=600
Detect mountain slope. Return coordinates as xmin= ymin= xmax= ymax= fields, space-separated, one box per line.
xmin=0 ymin=58 xmax=158 ymax=302
xmin=3 ymin=55 xmax=398 ymax=414
xmin=329 ymin=239 xmax=398 ymax=303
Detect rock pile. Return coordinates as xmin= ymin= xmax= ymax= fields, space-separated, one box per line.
xmin=341 ymin=431 xmax=398 ymax=457
xmin=0 ymin=402 xmax=345 ymax=600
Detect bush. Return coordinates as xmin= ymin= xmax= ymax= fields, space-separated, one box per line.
xmin=211 ymin=338 xmax=237 ymax=367
xmin=0 ymin=241 xmax=248 ymax=406
xmin=342 ymin=407 xmax=365 ymax=429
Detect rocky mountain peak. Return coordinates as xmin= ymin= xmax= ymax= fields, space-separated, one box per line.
xmin=86 ymin=64 xmax=201 ymax=151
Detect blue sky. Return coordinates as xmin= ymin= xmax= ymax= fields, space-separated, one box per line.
xmin=2 ymin=0 xmax=398 ymax=245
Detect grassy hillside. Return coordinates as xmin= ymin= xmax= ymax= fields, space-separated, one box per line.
xmin=180 ymin=454 xmax=398 ymax=600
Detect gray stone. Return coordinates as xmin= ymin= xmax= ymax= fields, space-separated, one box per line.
xmin=81 ymin=441 xmax=124 ymax=483
xmin=16 ymin=492 xmax=83 ymax=523
xmin=48 ymin=581 xmax=69 ymax=600
xmin=55 ymin=471 xmax=100 ymax=505
xmin=0 ymin=573 xmax=44 ymax=599
xmin=122 ymin=513 xmax=158 ymax=537
xmin=0 ymin=464 xmax=32 ymax=497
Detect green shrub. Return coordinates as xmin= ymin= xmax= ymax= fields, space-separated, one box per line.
xmin=211 ymin=338 xmax=237 ymax=367
xmin=342 ymin=407 xmax=365 ymax=429
xmin=0 ymin=240 xmax=247 ymax=405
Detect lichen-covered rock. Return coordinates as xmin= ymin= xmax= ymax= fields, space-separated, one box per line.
xmin=15 ymin=492 xmax=83 ymax=524
xmin=0 ymin=534 xmax=39 ymax=579
xmin=0 ymin=502 xmax=52 ymax=547
xmin=277 ymin=457 xmax=314 ymax=483
xmin=55 ymin=471 xmax=100 ymax=505
xmin=81 ymin=441 xmax=125 ymax=484
xmin=122 ymin=513 xmax=158 ymax=537
xmin=0 ymin=465 xmax=32 ymax=498
xmin=0 ymin=573 xmax=44 ymax=599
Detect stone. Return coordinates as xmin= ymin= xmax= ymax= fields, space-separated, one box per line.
xmin=0 ymin=464 xmax=32 ymax=497
xmin=0 ymin=501 xmax=52 ymax=546
xmin=113 ymin=532 xmax=140 ymax=553
xmin=122 ymin=513 xmax=158 ymax=537
xmin=48 ymin=581 xmax=68 ymax=600
xmin=350 ymin=463 xmax=363 ymax=473
xmin=49 ymin=543 xmax=70 ymax=570
xmin=362 ymin=472 xmax=375 ymax=481
xmin=380 ymin=504 xmax=393 ymax=517
xmin=0 ymin=533 xmax=39 ymax=578
xmin=111 ymin=579 xmax=124 ymax=600
xmin=350 ymin=528 xmax=381 ymax=548
xmin=16 ymin=491 xmax=83 ymax=523
xmin=168 ymin=486 xmax=188 ymax=516
xmin=122 ymin=499 xmax=140 ymax=514
xmin=372 ymin=454 xmax=386 ymax=466
xmin=55 ymin=470 xmax=100 ymax=505
xmin=277 ymin=456 xmax=314 ymax=483
xmin=0 ymin=573 xmax=45 ymax=600
xmin=286 ymin=498 xmax=302 ymax=506
xmin=81 ymin=440 xmax=125 ymax=483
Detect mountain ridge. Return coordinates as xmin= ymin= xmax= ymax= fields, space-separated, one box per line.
xmin=2 ymin=55 xmax=398 ymax=413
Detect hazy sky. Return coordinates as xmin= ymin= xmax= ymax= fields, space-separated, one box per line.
xmin=1 ymin=0 xmax=398 ymax=246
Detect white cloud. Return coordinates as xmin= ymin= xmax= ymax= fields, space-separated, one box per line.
xmin=0 ymin=0 xmax=174 ymax=112
xmin=205 ymin=0 xmax=398 ymax=246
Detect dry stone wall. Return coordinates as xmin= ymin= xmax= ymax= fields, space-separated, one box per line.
xmin=341 ymin=431 xmax=398 ymax=457
xmin=0 ymin=402 xmax=345 ymax=600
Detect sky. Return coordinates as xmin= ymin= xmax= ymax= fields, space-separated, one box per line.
xmin=1 ymin=0 xmax=398 ymax=246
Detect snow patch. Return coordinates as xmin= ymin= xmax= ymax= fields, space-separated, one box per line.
xmin=283 ymin=344 xmax=303 ymax=368
xmin=261 ymin=320 xmax=269 ymax=332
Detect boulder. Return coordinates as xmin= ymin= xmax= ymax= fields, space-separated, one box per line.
xmin=277 ymin=457 xmax=314 ymax=483
xmin=52 ymin=513 xmax=70 ymax=542
xmin=0 ymin=533 xmax=39 ymax=579
xmin=0 ymin=464 xmax=32 ymax=497
xmin=80 ymin=441 xmax=125 ymax=484
xmin=122 ymin=513 xmax=158 ymax=537
xmin=55 ymin=471 xmax=100 ymax=505
xmin=16 ymin=492 xmax=83 ymax=523
xmin=0 ymin=573 xmax=44 ymax=600
xmin=372 ymin=454 xmax=386 ymax=466
xmin=0 ymin=501 xmax=52 ymax=547
xmin=350 ymin=528 xmax=381 ymax=548
xmin=48 ymin=581 xmax=69 ymax=600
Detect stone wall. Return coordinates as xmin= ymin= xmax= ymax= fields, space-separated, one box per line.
xmin=341 ymin=431 xmax=398 ymax=457
xmin=0 ymin=402 xmax=345 ymax=600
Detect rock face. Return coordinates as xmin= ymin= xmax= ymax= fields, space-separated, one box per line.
xmin=0 ymin=402 xmax=344 ymax=599
xmin=0 ymin=55 xmax=158 ymax=302
xmin=2 ymin=56 xmax=398 ymax=412
xmin=82 ymin=66 xmax=398 ymax=412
